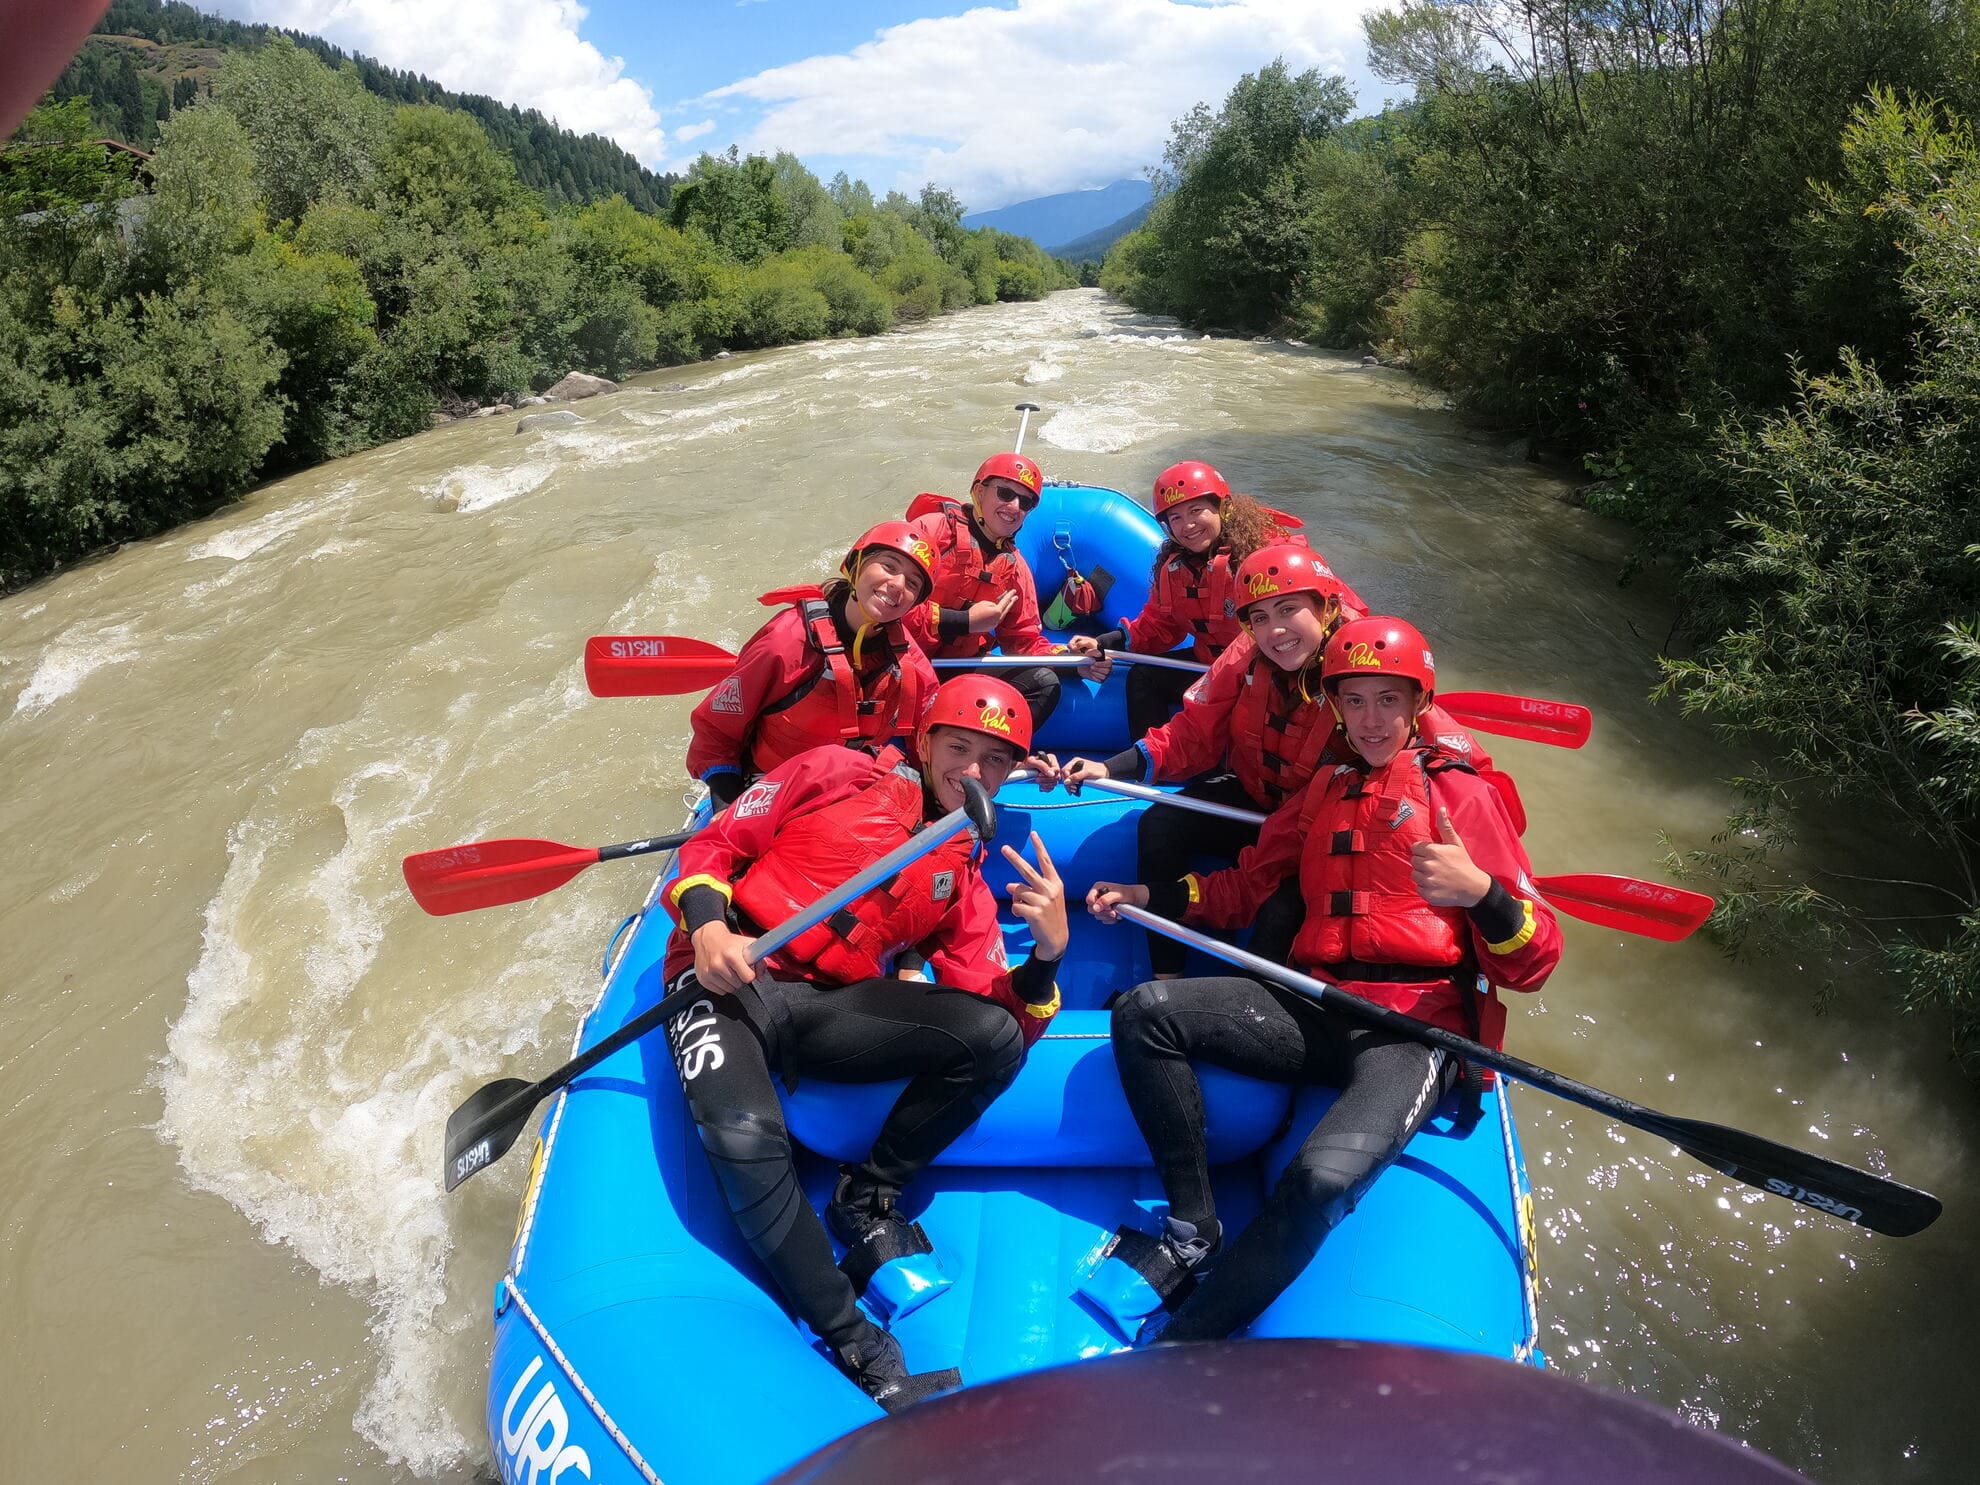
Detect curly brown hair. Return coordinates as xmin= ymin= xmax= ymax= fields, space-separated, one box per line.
xmin=1150 ymin=491 xmax=1286 ymax=582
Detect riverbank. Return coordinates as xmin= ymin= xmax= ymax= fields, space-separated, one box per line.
xmin=2 ymin=55 xmax=1070 ymax=594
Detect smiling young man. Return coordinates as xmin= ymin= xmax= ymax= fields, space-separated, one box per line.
xmin=1080 ymin=616 xmax=1559 ymax=1344
xmin=904 ymin=452 xmax=1099 ymax=730
xmin=687 ymin=521 xmax=941 ymax=807
xmin=661 ymin=675 xmax=1068 ymax=1410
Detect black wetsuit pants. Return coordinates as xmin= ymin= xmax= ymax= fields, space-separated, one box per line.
xmin=1127 ymin=659 xmax=1196 ymax=740
xmin=664 ymin=971 xmax=1023 ymax=1350
xmin=1136 ymin=773 xmax=1304 ymax=975
xmin=1111 ymin=975 xmax=1457 ymax=1341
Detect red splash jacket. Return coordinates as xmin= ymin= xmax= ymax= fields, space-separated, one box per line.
xmin=685 ymin=590 xmax=937 ymax=789
xmin=1183 ymin=747 xmax=1559 ymax=1050
xmin=903 ymin=504 xmax=1059 ymax=660
xmin=662 ymin=746 xmax=1059 ymax=1045
xmin=1120 ymin=542 xmax=1368 ymax=666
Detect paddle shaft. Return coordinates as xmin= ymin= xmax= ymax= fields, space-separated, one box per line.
xmin=1040 ymin=773 xmax=1708 ymax=939
xmin=598 ymin=830 xmax=694 ymax=863
xmin=445 ymin=785 xmax=994 ymax=1189
xmin=510 ymin=798 xmax=978 ymax=1097
xmin=1014 ymin=401 xmax=1040 ymax=454
xmin=936 ymin=650 xmax=1204 ymax=674
xmin=1115 ymin=904 xmax=1938 ymax=1236
xmin=1009 ymin=769 xmax=1264 ymax=824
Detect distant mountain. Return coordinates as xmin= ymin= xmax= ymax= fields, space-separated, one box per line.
xmin=962 ymin=178 xmax=1152 ymax=252
xmin=1051 ymin=199 xmax=1153 ymax=262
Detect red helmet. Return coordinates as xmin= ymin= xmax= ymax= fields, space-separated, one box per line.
xmin=1152 ymin=461 xmax=1230 ymax=520
xmin=972 ymin=452 xmax=1044 ymax=498
xmin=1322 ymin=616 xmax=1436 ymax=694
xmin=841 ymin=520 xmax=935 ymax=601
xmin=1235 ymin=544 xmax=1343 ymax=618
xmin=920 ymin=674 xmax=1032 ymax=755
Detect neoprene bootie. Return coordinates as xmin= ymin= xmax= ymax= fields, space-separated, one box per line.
xmin=833 ymin=1323 xmax=960 ymax=1414
xmin=826 ymin=1168 xmax=952 ymax=1322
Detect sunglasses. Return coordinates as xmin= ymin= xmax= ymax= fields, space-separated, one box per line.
xmin=984 ymin=480 xmax=1040 ymax=512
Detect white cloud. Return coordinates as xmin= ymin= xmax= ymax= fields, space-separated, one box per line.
xmin=674 ymin=119 xmax=717 ymax=144
xmin=708 ymin=0 xmax=1393 ymax=210
xmin=205 ymin=1 xmax=670 ymax=166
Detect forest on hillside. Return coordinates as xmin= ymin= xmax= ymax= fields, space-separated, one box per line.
xmin=50 ymin=0 xmax=678 ymax=211
xmin=0 ymin=37 xmax=1071 ymax=593
xmin=1104 ymin=0 xmax=1980 ymax=1076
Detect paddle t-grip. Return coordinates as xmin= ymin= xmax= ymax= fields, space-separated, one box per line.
xmin=962 ymin=776 xmax=998 ymax=842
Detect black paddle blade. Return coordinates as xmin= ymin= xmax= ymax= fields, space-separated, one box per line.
xmin=443 ymin=1077 xmax=537 ymax=1193
xmin=1646 ymin=1108 xmax=1942 ymax=1237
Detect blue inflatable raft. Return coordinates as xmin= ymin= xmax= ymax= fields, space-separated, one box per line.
xmin=484 ymin=484 xmax=1544 ymax=1485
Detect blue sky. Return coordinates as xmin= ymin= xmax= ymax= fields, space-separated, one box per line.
xmin=206 ymin=2 xmax=1399 ymax=212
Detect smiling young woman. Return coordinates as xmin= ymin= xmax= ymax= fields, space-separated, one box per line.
xmin=686 ymin=521 xmax=940 ymax=806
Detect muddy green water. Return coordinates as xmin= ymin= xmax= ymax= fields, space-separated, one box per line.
xmin=1 ymin=290 xmax=1972 ymax=1482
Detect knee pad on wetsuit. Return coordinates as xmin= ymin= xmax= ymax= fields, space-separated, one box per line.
xmin=1279 ymin=1130 xmax=1396 ymax=1245
xmin=973 ymin=1002 xmax=1025 ymax=1093
xmin=694 ymin=1105 xmax=803 ymax=1252
xmin=1111 ymin=979 xmax=1183 ymax=1048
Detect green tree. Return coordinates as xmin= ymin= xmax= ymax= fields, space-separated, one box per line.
xmin=770 ymin=152 xmax=843 ymax=250
xmin=212 ymin=36 xmax=390 ymax=224
xmin=1137 ymin=59 xmax=1354 ymax=329
xmin=1 ymin=97 xmax=134 ymax=295
xmin=1660 ymin=91 xmax=1980 ymax=1073
xmin=669 ymin=148 xmax=792 ymax=263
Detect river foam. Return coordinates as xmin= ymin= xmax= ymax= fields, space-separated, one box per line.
xmin=424 ymin=461 xmax=558 ymax=514
xmin=11 ymin=619 xmax=142 ymax=715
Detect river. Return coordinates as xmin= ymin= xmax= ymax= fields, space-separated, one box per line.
xmin=1 ymin=289 xmax=1972 ymax=1483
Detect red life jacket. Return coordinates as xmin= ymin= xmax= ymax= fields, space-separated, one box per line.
xmin=748 ymin=588 xmax=924 ymax=775
xmin=731 ymin=751 xmax=977 ymax=986
xmin=1292 ymin=746 xmax=1508 ymax=1050
xmin=1151 ymin=547 xmax=1242 ymax=663
xmin=923 ymin=505 xmax=1025 ymax=659
xmin=1225 ymin=657 xmax=1335 ymax=808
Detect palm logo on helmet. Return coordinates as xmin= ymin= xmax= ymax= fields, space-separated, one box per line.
xmin=1235 ymin=544 xmax=1338 ymax=618
xmin=973 ymin=452 xmax=1043 ymax=494
xmin=1321 ymin=616 xmax=1436 ymax=696
xmin=921 ymin=675 xmax=1032 ymax=754
xmin=1152 ymin=461 xmax=1231 ymax=520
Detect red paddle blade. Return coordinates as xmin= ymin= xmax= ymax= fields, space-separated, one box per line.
xmin=1534 ymin=873 xmax=1715 ymax=942
xmin=1256 ymin=503 xmax=1305 ymax=530
xmin=584 ymin=635 xmax=737 ymax=697
xmin=1439 ymin=690 xmax=1593 ymax=749
xmin=906 ymin=492 xmax=959 ymax=520
xmin=403 ymin=839 xmax=603 ymax=916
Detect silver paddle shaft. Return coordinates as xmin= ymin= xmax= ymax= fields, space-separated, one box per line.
xmin=934 ymin=650 xmax=1207 ymax=674
xmin=1005 ymin=770 xmax=1267 ymax=826
xmin=745 ymin=795 xmax=985 ymax=964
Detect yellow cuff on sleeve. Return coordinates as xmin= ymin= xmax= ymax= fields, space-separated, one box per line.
xmin=1485 ymin=899 xmax=1537 ymax=956
xmin=668 ymin=873 xmax=733 ymax=910
xmin=1024 ymin=983 xmax=1062 ymax=1018
xmin=1184 ymin=873 xmax=1203 ymax=908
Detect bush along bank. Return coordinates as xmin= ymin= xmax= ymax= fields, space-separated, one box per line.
xmin=0 ymin=38 xmax=1071 ymax=593
xmin=1101 ymin=7 xmax=1980 ymax=1077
